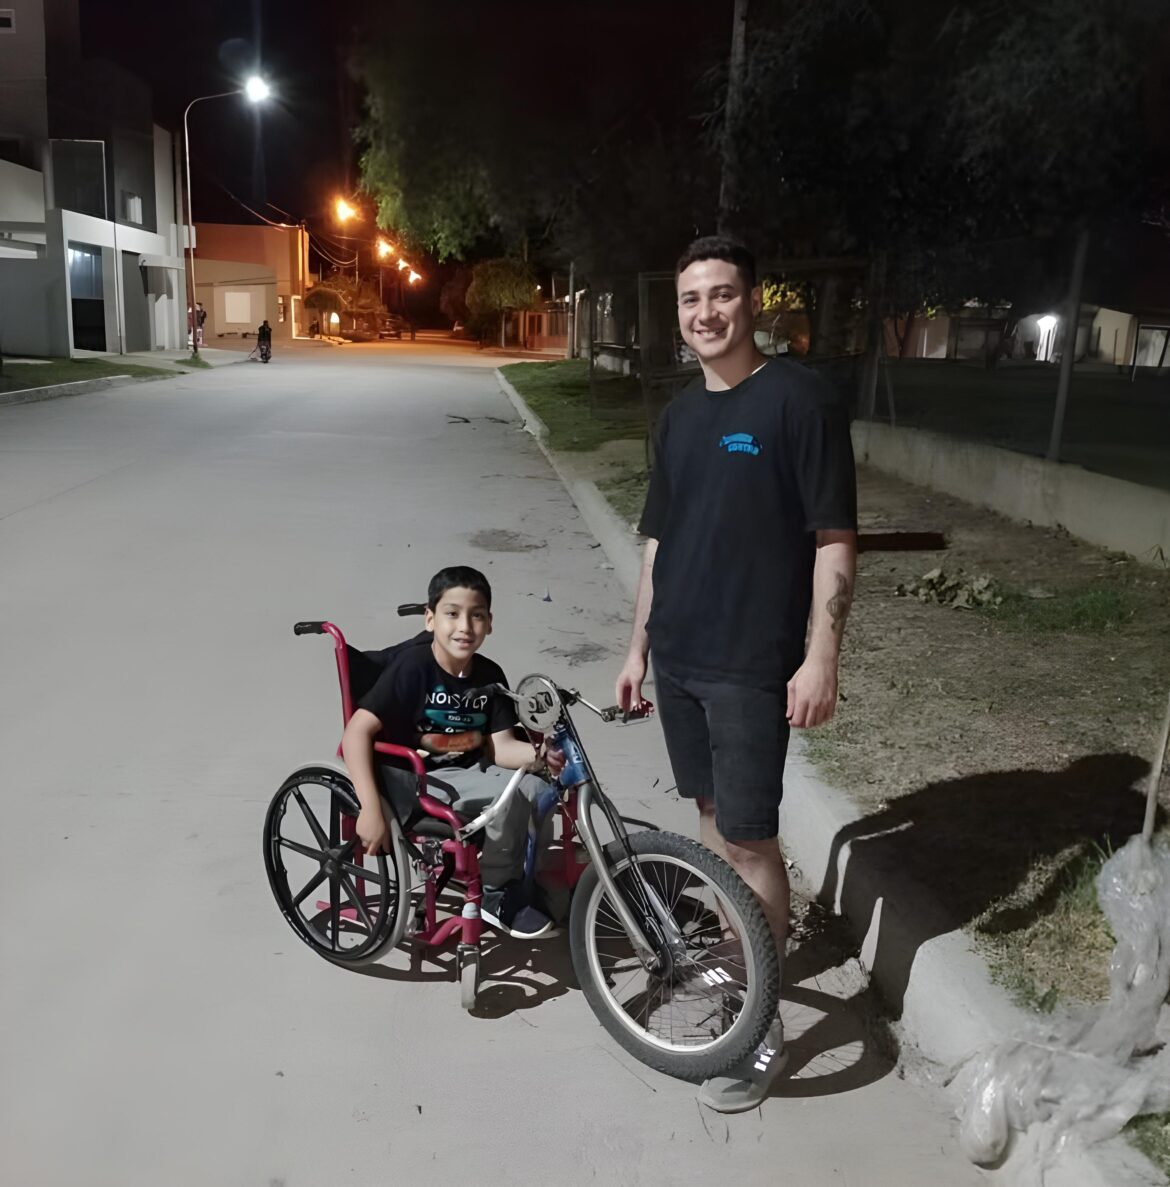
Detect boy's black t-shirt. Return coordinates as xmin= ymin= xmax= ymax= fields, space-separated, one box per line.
xmin=357 ymin=642 xmax=519 ymax=770
xmin=638 ymin=357 xmax=857 ymax=690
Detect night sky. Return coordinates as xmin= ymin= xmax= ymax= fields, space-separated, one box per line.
xmin=79 ymin=0 xmax=355 ymax=227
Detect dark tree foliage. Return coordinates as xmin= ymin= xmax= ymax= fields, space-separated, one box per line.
xmin=352 ymin=2 xmax=723 ymax=270
xmin=722 ymin=0 xmax=1168 ymax=326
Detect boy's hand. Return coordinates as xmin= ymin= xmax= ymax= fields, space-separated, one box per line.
xmin=356 ymin=805 xmax=390 ymax=856
xmin=545 ymin=746 xmax=566 ymax=779
xmin=615 ymin=654 xmax=647 ymax=713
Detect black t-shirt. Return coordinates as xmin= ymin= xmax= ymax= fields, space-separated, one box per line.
xmin=357 ymin=643 xmax=519 ymax=770
xmin=638 ymin=357 xmax=857 ymax=689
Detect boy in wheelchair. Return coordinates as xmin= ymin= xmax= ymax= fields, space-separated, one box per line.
xmin=341 ymin=565 xmax=564 ymax=939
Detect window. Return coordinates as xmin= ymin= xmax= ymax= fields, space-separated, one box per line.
xmin=0 ymin=11 xmax=14 ymax=32
xmin=223 ymin=291 xmax=252 ymax=324
xmin=278 ymin=294 xmax=286 ymax=323
xmin=122 ymin=192 xmax=143 ymax=224
xmin=67 ymin=243 xmax=103 ymax=299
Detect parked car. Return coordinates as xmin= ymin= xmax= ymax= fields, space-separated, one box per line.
xmin=378 ymin=314 xmax=407 ymax=339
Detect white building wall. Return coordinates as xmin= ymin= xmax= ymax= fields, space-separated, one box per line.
xmin=1091 ymin=306 xmax=1136 ymax=365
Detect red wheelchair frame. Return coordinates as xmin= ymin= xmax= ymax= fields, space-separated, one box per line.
xmin=314 ymin=621 xmax=591 ymax=956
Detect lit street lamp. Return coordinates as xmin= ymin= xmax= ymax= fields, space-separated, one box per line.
xmin=183 ymin=76 xmax=271 ymax=355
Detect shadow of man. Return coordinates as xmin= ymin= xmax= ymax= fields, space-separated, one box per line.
xmin=810 ymin=752 xmax=1152 ymax=1018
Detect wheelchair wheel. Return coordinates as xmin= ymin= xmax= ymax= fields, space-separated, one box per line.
xmin=569 ymin=830 xmax=779 ymax=1082
xmin=264 ymin=768 xmax=403 ymax=966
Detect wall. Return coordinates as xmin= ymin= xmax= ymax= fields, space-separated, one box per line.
xmin=192 ymin=257 xmax=277 ymax=339
xmin=0 ymin=0 xmax=49 ymax=151
xmin=852 ymin=420 xmax=1170 ymax=565
xmin=1090 ymin=307 xmax=1136 ymax=365
xmin=0 ymin=158 xmax=47 ymax=257
xmin=0 ymin=255 xmax=69 ymax=355
xmin=194 ymin=223 xmax=307 ymax=337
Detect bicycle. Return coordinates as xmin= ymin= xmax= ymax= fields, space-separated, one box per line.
xmin=262 ymin=612 xmax=780 ymax=1081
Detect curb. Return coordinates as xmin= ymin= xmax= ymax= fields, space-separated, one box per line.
xmin=0 ymin=374 xmax=136 ymax=408
xmin=494 ymin=365 xmax=1161 ymax=1187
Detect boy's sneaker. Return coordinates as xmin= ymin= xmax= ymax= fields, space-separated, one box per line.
xmin=480 ymin=903 xmax=558 ymax=940
xmin=698 ymin=1016 xmax=788 ymax=1114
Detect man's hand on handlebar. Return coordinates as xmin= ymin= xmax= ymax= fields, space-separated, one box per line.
xmin=615 ymin=653 xmax=647 ymax=714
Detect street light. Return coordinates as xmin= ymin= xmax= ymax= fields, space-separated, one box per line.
xmin=376 ymin=238 xmax=393 ymax=259
xmin=335 ymin=197 xmax=358 ymax=223
xmin=183 ymin=75 xmax=272 ymax=355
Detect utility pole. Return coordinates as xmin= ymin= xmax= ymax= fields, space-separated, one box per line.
xmin=566 ymin=260 xmax=575 ymax=359
xmin=1046 ymin=226 xmax=1090 ymax=463
xmin=717 ymin=0 xmax=749 ymax=236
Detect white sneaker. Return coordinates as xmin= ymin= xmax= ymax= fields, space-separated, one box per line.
xmin=698 ymin=1017 xmax=788 ymax=1113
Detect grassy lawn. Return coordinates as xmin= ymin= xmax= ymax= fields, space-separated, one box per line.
xmin=500 ymin=359 xmax=646 ymax=452
xmin=0 ymin=358 xmax=176 ymax=394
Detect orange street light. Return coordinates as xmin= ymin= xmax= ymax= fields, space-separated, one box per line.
xmin=335 ymin=197 xmax=358 ymax=222
xmin=408 ymin=270 xmax=421 ymax=284
xmin=376 ymin=239 xmax=394 ymax=258
xmin=396 ymin=258 xmax=408 ymax=271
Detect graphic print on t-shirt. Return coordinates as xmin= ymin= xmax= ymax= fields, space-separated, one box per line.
xmin=418 ymin=684 xmax=490 ymax=761
xmin=718 ymin=432 xmax=762 ymax=456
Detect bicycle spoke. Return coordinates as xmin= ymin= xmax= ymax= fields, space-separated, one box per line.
xmin=293 ymin=789 xmax=330 ymax=848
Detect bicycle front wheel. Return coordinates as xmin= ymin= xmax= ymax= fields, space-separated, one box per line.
xmin=569 ymin=830 xmax=779 ymax=1081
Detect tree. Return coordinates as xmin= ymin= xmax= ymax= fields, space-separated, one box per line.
xmin=721 ymin=0 xmax=1167 ymax=347
xmin=439 ymin=267 xmax=472 ymax=327
xmin=465 ymin=257 xmax=537 ymax=342
xmin=352 ymin=3 xmax=725 ymax=271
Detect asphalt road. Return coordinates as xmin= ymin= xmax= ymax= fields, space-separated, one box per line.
xmin=0 ymin=340 xmax=987 ymax=1186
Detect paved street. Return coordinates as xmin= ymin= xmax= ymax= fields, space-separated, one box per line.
xmin=0 ymin=341 xmax=986 ymax=1186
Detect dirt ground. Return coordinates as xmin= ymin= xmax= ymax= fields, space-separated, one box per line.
xmin=807 ymin=465 xmax=1170 ymax=1005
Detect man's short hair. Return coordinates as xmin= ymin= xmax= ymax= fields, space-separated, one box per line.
xmin=427 ymin=565 xmax=492 ymax=610
xmin=675 ymin=236 xmax=757 ymax=292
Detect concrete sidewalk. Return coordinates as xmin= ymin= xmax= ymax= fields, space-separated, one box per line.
xmin=494 ymin=367 xmax=1166 ymax=1187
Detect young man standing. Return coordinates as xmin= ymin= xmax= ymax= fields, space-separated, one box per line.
xmin=615 ymin=236 xmax=858 ymax=1112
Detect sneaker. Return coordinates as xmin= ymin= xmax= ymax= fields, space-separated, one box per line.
xmin=698 ymin=1016 xmax=788 ymax=1114
xmin=480 ymin=904 xmax=558 ymax=940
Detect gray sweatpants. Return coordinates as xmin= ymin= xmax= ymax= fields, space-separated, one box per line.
xmin=378 ymin=763 xmax=555 ymax=889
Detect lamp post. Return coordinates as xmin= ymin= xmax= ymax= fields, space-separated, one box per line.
xmin=183 ymin=76 xmax=271 ymax=356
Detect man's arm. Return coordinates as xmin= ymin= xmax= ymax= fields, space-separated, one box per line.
xmin=787 ymin=529 xmax=857 ymax=728
xmin=615 ymin=538 xmax=658 ymax=711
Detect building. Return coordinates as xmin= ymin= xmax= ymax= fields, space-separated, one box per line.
xmin=0 ymin=0 xmax=186 ymax=357
xmin=193 ymin=222 xmax=310 ymax=341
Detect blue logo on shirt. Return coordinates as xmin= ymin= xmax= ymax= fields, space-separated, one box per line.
xmin=719 ymin=432 xmax=762 ymax=456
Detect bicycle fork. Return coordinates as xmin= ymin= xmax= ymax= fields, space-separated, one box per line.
xmin=574 ymin=780 xmax=685 ymax=971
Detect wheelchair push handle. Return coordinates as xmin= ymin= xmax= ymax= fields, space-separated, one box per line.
xmin=293 ymin=621 xmax=326 ymax=636
xmin=397 ymin=603 xmax=427 ymax=617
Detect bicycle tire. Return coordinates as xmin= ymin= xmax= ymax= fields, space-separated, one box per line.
xmin=569 ymin=829 xmax=779 ymax=1081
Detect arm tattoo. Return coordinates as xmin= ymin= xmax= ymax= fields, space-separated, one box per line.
xmin=827 ymin=572 xmax=853 ymax=632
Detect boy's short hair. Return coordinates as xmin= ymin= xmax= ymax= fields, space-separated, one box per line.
xmin=427 ymin=565 xmax=492 ymax=610
xmin=675 ymin=235 xmax=757 ymax=292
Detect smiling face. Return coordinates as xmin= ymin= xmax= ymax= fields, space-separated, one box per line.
xmin=676 ymin=257 xmax=762 ymax=366
xmin=425 ymin=585 xmax=492 ymax=675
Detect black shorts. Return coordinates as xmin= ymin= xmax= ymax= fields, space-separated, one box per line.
xmin=654 ymin=661 xmax=790 ymax=843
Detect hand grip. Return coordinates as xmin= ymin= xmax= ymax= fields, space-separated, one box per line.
xmin=397 ymin=603 xmax=427 ymax=617
xmin=293 ymin=621 xmax=326 ymax=636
